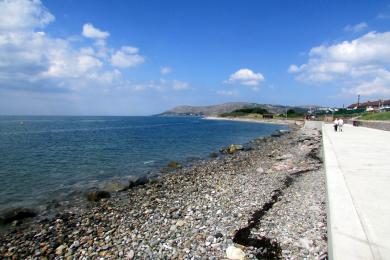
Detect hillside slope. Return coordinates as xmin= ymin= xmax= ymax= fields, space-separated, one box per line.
xmin=159 ymin=102 xmax=309 ymax=116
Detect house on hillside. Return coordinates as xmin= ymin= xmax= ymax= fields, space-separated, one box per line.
xmin=347 ymin=99 xmax=390 ymax=112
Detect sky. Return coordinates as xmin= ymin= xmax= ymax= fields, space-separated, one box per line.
xmin=1 ymin=0 xmax=390 ymax=115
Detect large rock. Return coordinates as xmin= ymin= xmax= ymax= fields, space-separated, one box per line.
xmin=128 ymin=175 xmax=149 ymax=188
xmin=220 ymin=144 xmax=244 ymax=154
xmin=0 ymin=208 xmax=36 ymax=225
xmin=86 ymin=190 xmax=111 ymax=202
xmin=226 ymin=245 xmax=245 ymax=260
xmin=101 ymin=181 xmax=128 ymax=192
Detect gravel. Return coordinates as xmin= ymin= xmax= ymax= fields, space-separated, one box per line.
xmin=0 ymin=122 xmax=327 ymax=259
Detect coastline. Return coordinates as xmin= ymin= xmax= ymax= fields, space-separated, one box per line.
xmin=0 ymin=120 xmax=327 ymax=259
xmin=203 ymin=116 xmax=304 ymax=126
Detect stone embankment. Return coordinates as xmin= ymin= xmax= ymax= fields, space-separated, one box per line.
xmin=345 ymin=119 xmax=390 ymax=132
xmin=0 ymin=122 xmax=327 ymax=259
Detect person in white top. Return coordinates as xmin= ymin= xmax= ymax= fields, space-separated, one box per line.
xmin=337 ymin=118 xmax=344 ymax=132
xmin=333 ymin=118 xmax=338 ymax=132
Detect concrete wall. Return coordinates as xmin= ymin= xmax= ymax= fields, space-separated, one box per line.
xmin=345 ymin=119 xmax=390 ymax=132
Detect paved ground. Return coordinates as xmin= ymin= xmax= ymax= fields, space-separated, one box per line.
xmin=322 ymin=123 xmax=390 ymax=260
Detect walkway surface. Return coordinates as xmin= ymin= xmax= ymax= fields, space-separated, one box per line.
xmin=322 ymin=123 xmax=390 ymax=260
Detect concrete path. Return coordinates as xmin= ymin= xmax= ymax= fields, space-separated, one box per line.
xmin=322 ymin=123 xmax=390 ymax=260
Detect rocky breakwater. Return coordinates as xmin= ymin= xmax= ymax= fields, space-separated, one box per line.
xmin=0 ymin=123 xmax=327 ymax=259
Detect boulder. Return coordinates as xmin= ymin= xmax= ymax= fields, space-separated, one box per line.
xmin=0 ymin=208 xmax=36 ymax=225
xmin=86 ymin=190 xmax=111 ymax=202
xmin=128 ymin=175 xmax=149 ymax=188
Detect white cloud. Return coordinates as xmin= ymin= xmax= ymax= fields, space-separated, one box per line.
xmin=160 ymin=66 xmax=172 ymax=75
xmin=82 ymin=23 xmax=110 ymax=39
xmin=172 ymin=80 xmax=189 ymax=90
xmin=0 ymin=0 xmax=146 ymax=92
xmin=344 ymin=22 xmax=368 ymax=33
xmin=111 ymin=46 xmax=145 ymax=68
xmin=227 ymin=68 xmax=265 ymax=86
xmin=217 ymin=90 xmax=237 ymax=96
xmin=289 ymin=31 xmax=390 ymax=96
xmin=0 ymin=0 xmax=54 ymax=32
xmin=130 ymin=79 xmax=190 ymax=92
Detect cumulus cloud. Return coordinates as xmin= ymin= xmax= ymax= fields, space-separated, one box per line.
xmin=82 ymin=23 xmax=110 ymax=39
xmin=110 ymin=46 xmax=145 ymax=68
xmin=0 ymin=0 xmax=144 ymax=92
xmin=227 ymin=69 xmax=265 ymax=86
xmin=344 ymin=22 xmax=368 ymax=33
xmin=160 ymin=66 xmax=172 ymax=75
xmin=0 ymin=0 xmax=54 ymax=32
xmin=288 ymin=31 xmax=390 ymax=96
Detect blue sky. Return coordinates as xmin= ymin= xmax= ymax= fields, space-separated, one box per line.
xmin=1 ymin=0 xmax=390 ymax=115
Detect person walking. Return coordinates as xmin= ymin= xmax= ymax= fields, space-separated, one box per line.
xmin=333 ymin=118 xmax=338 ymax=132
xmin=338 ymin=118 xmax=344 ymax=132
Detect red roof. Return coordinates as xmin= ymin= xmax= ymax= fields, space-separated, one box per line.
xmin=347 ymin=99 xmax=390 ymax=109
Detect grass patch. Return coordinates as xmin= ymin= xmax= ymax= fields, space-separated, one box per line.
xmin=359 ymin=111 xmax=390 ymax=120
xmin=220 ymin=107 xmax=270 ymax=117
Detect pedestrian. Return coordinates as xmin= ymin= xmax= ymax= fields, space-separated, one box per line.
xmin=333 ymin=118 xmax=338 ymax=132
xmin=338 ymin=118 xmax=344 ymax=132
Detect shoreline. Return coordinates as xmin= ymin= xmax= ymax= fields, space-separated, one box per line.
xmin=0 ymin=121 xmax=327 ymax=259
xmin=203 ymin=115 xmax=304 ymax=126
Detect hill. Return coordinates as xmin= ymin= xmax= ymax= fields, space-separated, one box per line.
xmin=159 ymin=102 xmax=309 ymax=116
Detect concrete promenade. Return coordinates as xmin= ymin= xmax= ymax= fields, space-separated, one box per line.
xmin=322 ymin=123 xmax=390 ymax=259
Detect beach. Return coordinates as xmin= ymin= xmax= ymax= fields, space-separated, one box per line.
xmin=0 ymin=120 xmax=327 ymax=259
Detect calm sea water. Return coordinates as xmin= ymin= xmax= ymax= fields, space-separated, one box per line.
xmin=0 ymin=116 xmax=287 ymax=211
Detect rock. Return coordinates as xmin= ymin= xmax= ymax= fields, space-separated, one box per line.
xmin=126 ymin=250 xmax=135 ymax=259
xmin=220 ymin=144 xmax=244 ymax=154
xmin=214 ymin=232 xmax=223 ymax=239
xmin=226 ymin=245 xmax=245 ymax=260
xmin=102 ymin=181 xmax=128 ymax=192
xmin=128 ymin=175 xmax=149 ymax=188
xmin=256 ymin=167 xmax=264 ymax=174
xmin=176 ymin=220 xmax=186 ymax=227
xmin=271 ymin=130 xmax=283 ymax=137
xmin=209 ymin=152 xmax=218 ymax=158
xmin=276 ymin=153 xmax=293 ymax=161
xmin=86 ymin=191 xmax=111 ymax=202
xmin=228 ymin=144 xmax=243 ymax=154
xmin=55 ymin=244 xmax=67 ymax=255
xmin=167 ymin=161 xmax=182 ymax=169
xmin=0 ymin=208 xmax=36 ymax=225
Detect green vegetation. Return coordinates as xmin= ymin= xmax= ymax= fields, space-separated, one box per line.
xmin=277 ymin=109 xmax=304 ymax=119
xmin=220 ymin=107 xmax=269 ymax=117
xmin=359 ymin=111 xmax=390 ymax=121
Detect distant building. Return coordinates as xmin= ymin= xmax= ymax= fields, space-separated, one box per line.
xmin=347 ymin=99 xmax=390 ymax=112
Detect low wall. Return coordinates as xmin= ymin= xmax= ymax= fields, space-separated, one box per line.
xmin=345 ymin=119 xmax=390 ymax=132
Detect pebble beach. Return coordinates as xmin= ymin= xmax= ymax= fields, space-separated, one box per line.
xmin=0 ymin=120 xmax=327 ymax=259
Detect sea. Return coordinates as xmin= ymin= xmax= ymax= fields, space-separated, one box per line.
xmin=0 ymin=116 xmax=287 ymax=211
